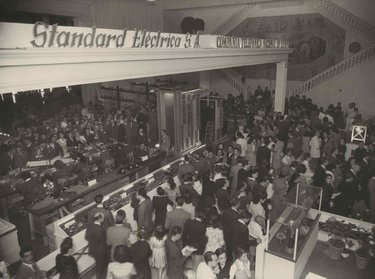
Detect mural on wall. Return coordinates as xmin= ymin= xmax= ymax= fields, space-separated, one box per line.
xmin=229 ymin=14 xmax=346 ymax=81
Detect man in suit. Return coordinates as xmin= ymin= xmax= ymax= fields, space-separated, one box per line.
xmin=232 ymin=211 xmax=251 ymax=252
xmin=183 ymin=211 xmax=208 ymax=271
xmin=16 ymin=247 xmax=46 ymax=279
xmin=178 ymin=155 xmax=195 ymax=183
xmin=0 ymin=145 xmax=15 ymax=175
xmin=313 ymin=158 xmax=329 ymax=187
xmin=215 ymin=178 xmax=231 ymax=212
xmin=87 ymin=194 xmax=115 ymax=230
xmin=221 ymin=198 xmax=241 ymax=262
xmin=85 ymin=212 xmax=108 ymax=279
xmin=160 ymin=129 xmax=171 ymax=152
xmin=180 ymin=175 xmax=201 ymax=207
xmin=137 ymin=185 xmax=153 ymax=233
xmin=256 ymin=137 xmax=271 ymax=170
xmin=229 ymin=158 xmax=242 ymax=197
xmin=165 ymin=196 xmax=190 ymax=236
xmin=165 ymin=226 xmax=193 ymax=279
xmin=106 ymin=210 xmax=131 ymax=261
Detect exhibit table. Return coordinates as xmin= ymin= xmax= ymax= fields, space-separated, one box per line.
xmin=25 ymin=149 xmax=167 ymax=246
xmin=36 ymin=144 xmax=205 ymax=276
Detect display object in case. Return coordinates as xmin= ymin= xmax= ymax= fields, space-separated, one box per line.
xmin=263 ymin=184 xmax=322 ymax=279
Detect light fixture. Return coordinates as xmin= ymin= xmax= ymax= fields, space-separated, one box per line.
xmin=40 ymin=89 xmax=45 ymax=98
xmin=65 ymin=86 xmax=71 ymax=93
xmin=0 ymin=94 xmax=3 ymax=102
xmin=12 ymin=92 xmax=17 ymax=103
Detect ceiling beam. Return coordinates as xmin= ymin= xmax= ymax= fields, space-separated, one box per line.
xmin=0 ymin=47 xmax=292 ymax=93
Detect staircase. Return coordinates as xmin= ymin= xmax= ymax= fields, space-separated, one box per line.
xmin=214 ymin=69 xmax=246 ymax=95
xmin=212 ymin=4 xmax=258 ymax=35
xmin=306 ymin=0 xmax=375 ymax=41
xmin=290 ymin=43 xmax=375 ymax=96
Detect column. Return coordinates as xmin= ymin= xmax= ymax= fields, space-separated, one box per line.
xmin=274 ymin=61 xmax=288 ymax=114
xmin=199 ymin=71 xmax=210 ymax=90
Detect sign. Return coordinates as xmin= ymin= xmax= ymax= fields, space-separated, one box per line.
xmin=351 ymin=125 xmax=367 ymax=143
xmin=0 ymin=22 xmax=289 ymax=50
xmin=216 ymin=35 xmax=289 ymax=49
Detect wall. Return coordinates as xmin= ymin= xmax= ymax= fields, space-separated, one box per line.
xmin=91 ymin=0 xmax=163 ymax=30
xmin=307 ymin=56 xmax=375 ymax=118
xmin=229 ymin=14 xmax=346 ymax=81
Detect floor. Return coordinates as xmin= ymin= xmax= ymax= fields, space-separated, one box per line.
xmin=300 ymin=241 xmax=375 ymax=279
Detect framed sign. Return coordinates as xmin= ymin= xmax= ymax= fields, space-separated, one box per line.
xmin=351 ymin=125 xmax=367 ymax=143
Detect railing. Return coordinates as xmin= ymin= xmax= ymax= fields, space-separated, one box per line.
xmin=212 ymin=4 xmax=257 ymax=35
xmin=214 ymin=69 xmax=245 ymax=95
xmin=291 ymin=43 xmax=375 ymax=95
xmin=307 ymin=0 xmax=375 ymax=40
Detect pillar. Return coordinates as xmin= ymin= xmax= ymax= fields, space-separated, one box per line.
xmin=199 ymin=71 xmax=210 ymax=90
xmin=274 ymin=61 xmax=288 ymax=114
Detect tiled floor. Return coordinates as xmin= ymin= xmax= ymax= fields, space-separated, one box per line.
xmin=301 ymin=241 xmax=375 ymax=279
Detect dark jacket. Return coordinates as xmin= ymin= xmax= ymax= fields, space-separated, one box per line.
xmin=232 ymin=220 xmax=250 ymax=251
xmin=55 ymin=254 xmax=79 ymax=279
xmin=182 ymin=219 xmax=207 ymax=255
xmin=137 ymin=198 xmax=153 ymax=233
xmin=87 ymin=206 xmax=115 ymax=230
xmin=130 ymin=240 xmax=152 ymax=279
xmin=85 ymin=223 xmax=108 ymax=259
xmin=165 ymin=238 xmax=186 ymax=279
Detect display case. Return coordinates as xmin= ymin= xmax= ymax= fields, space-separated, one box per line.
xmin=263 ymin=184 xmax=322 ymax=279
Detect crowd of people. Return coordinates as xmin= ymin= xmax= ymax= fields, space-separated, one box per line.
xmin=12 ymin=86 xmax=375 ymax=279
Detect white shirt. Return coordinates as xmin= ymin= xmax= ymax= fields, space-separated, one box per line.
xmin=106 ymin=262 xmax=136 ymax=279
xmin=248 ymin=221 xmax=265 ymax=242
xmin=248 ymin=202 xmax=265 ymax=221
xmin=237 ymin=138 xmax=248 ymax=157
xmin=197 ymin=262 xmax=216 ymax=279
xmin=229 ymin=259 xmax=251 ymax=279
xmin=309 ymin=136 xmax=321 ymax=158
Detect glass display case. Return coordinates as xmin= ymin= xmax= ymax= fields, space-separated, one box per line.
xmin=263 ymin=184 xmax=322 ymax=279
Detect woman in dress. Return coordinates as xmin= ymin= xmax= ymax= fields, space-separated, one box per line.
xmin=205 ymin=214 xmax=225 ymax=253
xmin=152 ymin=187 xmax=173 ymax=227
xmin=107 ymin=245 xmax=136 ymax=279
xmin=150 ymin=225 xmax=167 ymax=279
xmin=55 ymin=237 xmax=79 ymax=279
xmin=245 ymin=137 xmax=257 ymax=168
xmin=229 ymin=247 xmax=251 ymax=279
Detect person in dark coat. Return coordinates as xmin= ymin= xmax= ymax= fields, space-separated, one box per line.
xmin=256 ymin=137 xmax=271 ymax=170
xmin=215 ymin=248 xmax=230 ymax=279
xmin=55 ymin=237 xmax=79 ymax=279
xmin=137 ymin=185 xmax=153 ymax=233
xmin=180 ymin=175 xmax=201 ymax=208
xmin=221 ymin=198 xmax=241 ymax=262
xmin=85 ymin=212 xmax=108 ymax=279
xmin=182 ymin=211 xmax=208 ymax=271
xmin=215 ymin=178 xmax=231 ymax=212
xmin=165 ymin=226 xmax=192 ymax=279
xmin=165 ymin=196 xmax=190 ymax=236
xmin=0 ymin=145 xmax=15 ymax=175
xmin=152 ymin=187 xmax=173 ymax=227
xmin=129 ymin=229 xmax=152 ymax=279
xmin=313 ymin=158 xmax=328 ymax=187
xmin=87 ymin=194 xmax=115 ymax=230
xmin=232 ymin=211 xmax=251 ymax=252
